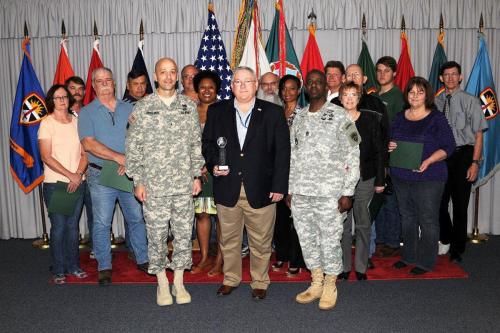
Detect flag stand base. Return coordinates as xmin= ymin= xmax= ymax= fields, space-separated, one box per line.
xmin=32 ymin=233 xmax=50 ymax=249
xmin=468 ymin=228 xmax=489 ymax=244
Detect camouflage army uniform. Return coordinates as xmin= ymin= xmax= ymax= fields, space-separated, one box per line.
xmin=126 ymin=92 xmax=204 ymax=274
xmin=289 ymin=102 xmax=360 ymax=275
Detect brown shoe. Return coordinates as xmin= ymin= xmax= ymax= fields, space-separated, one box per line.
xmin=251 ymin=288 xmax=267 ymax=300
xmin=374 ymin=244 xmax=388 ymax=257
xmin=216 ymin=284 xmax=237 ymax=296
xmin=381 ymin=247 xmax=401 ymax=257
xmin=98 ymin=269 xmax=112 ymax=286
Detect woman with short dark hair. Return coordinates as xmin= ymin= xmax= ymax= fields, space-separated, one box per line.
xmin=389 ymin=77 xmax=455 ymax=274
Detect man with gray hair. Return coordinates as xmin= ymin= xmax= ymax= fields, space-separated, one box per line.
xmin=257 ymin=71 xmax=282 ymax=106
xmin=78 ymin=67 xmax=149 ymax=285
xmin=202 ymin=66 xmax=290 ymax=300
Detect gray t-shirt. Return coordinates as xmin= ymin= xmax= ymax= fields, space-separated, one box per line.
xmin=435 ymin=89 xmax=488 ymax=146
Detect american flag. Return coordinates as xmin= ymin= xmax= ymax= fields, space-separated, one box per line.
xmin=194 ymin=4 xmax=232 ymax=100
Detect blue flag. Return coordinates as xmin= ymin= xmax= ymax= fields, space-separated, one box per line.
xmin=194 ymin=3 xmax=232 ymax=100
xmin=9 ymin=39 xmax=48 ymax=193
xmin=123 ymin=40 xmax=153 ymax=103
xmin=465 ymin=34 xmax=499 ymax=188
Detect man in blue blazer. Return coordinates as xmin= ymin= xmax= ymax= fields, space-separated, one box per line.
xmin=202 ymin=67 xmax=290 ymax=300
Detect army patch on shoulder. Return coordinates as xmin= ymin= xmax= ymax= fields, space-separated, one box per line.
xmin=343 ymin=121 xmax=361 ymax=146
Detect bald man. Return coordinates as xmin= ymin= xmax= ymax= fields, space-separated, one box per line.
xmin=126 ymin=58 xmax=204 ymax=306
xmin=181 ymin=64 xmax=199 ymax=103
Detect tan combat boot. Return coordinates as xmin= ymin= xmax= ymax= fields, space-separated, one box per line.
xmin=156 ymin=271 xmax=173 ymax=306
xmin=318 ymin=274 xmax=338 ymax=310
xmin=172 ymin=269 xmax=192 ymax=304
xmin=296 ymin=268 xmax=324 ymax=304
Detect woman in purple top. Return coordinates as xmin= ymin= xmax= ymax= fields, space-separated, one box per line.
xmin=389 ymin=77 xmax=455 ymax=274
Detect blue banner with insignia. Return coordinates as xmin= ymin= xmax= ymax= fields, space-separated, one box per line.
xmin=9 ymin=38 xmax=48 ymax=193
xmin=465 ymin=34 xmax=499 ymax=188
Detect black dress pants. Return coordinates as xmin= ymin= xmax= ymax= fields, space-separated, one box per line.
xmin=273 ymin=200 xmax=305 ymax=268
xmin=439 ymin=145 xmax=474 ymax=255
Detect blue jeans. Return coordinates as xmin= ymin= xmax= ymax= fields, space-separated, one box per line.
xmin=375 ymin=193 xmax=402 ymax=248
xmin=43 ymin=182 xmax=85 ymax=275
xmin=83 ymin=183 xmax=94 ymax=250
xmin=87 ymin=167 xmax=148 ymax=271
xmin=392 ymin=176 xmax=444 ymax=271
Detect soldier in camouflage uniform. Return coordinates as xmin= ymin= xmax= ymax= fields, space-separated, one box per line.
xmin=126 ymin=58 xmax=204 ymax=306
xmin=289 ymin=70 xmax=360 ymax=310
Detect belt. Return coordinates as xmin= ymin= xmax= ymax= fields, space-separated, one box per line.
xmin=455 ymin=145 xmax=473 ymax=152
xmin=89 ymin=163 xmax=102 ymax=170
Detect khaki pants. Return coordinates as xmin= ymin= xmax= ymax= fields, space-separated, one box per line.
xmin=216 ymin=185 xmax=276 ymax=290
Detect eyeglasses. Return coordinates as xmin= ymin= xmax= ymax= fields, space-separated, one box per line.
xmin=341 ymin=92 xmax=360 ymax=98
xmin=233 ymin=79 xmax=256 ymax=87
xmin=53 ymin=96 xmax=69 ymax=102
xmin=346 ymin=73 xmax=362 ymax=79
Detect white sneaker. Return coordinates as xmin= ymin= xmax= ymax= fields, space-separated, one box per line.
xmin=438 ymin=241 xmax=450 ymax=255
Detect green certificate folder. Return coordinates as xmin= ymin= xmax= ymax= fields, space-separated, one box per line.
xmin=389 ymin=141 xmax=424 ymax=170
xmin=98 ymin=160 xmax=134 ymax=193
xmin=47 ymin=181 xmax=83 ymax=216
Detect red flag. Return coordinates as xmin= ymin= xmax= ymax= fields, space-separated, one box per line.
xmin=53 ymin=39 xmax=74 ymax=85
xmin=394 ymin=32 xmax=415 ymax=91
xmin=83 ymin=39 xmax=104 ymax=105
xmin=300 ymin=24 xmax=324 ymax=79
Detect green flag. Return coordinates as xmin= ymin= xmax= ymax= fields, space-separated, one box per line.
xmin=428 ymin=32 xmax=447 ymax=96
xmin=265 ymin=0 xmax=304 ymax=104
xmin=357 ymin=40 xmax=379 ymax=94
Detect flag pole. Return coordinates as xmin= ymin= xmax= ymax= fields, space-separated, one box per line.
xmin=22 ymin=22 xmax=49 ymax=250
xmin=469 ymin=13 xmax=488 ymax=244
xmin=361 ymin=13 xmax=367 ymax=39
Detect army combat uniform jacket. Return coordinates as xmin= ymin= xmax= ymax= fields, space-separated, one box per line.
xmin=289 ymin=102 xmax=360 ymax=198
xmin=126 ymin=92 xmax=204 ymax=196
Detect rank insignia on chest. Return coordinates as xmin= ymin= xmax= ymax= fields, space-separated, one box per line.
xmin=180 ymin=104 xmax=190 ymax=114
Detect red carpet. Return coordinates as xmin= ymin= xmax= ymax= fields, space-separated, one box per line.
xmin=65 ymin=250 xmax=467 ymax=284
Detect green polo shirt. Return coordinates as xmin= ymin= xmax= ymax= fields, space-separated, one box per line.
xmin=376 ymin=86 xmax=405 ymax=123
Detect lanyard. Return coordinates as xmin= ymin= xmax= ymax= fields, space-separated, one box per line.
xmin=236 ymin=109 xmax=252 ymax=128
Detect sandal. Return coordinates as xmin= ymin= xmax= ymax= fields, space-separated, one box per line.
xmin=271 ymin=261 xmax=284 ymax=271
xmin=53 ymin=274 xmax=66 ymax=285
xmin=69 ymin=269 xmax=88 ymax=279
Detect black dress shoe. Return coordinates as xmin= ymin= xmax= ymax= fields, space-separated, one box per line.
xmin=137 ymin=262 xmax=154 ymax=275
xmin=449 ymin=252 xmax=463 ymax=263
xmin=98 ymin=269 xmax=112 ymax=285
xmin=216 ymin=284 xmax=237 ymax=296
xmin=337 ymin=271 xmax=351 ymax=280
xmin=355 ymin=271 xmax=367 ymax=281
xmin=393 ymin=260 xmax=408 ymax=269
xmin=287 ymin=267 xmax=301 ymax=276
xmin=367 ymin=258 xmax=375 ymax=269
xmin=251 ymin=288 xmax=267 ymax=300
xmin=409 ymin=267 xmax=428 ymax=275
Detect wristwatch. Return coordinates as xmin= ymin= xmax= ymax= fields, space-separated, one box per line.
xmin=472 ymin=159 xmax=482 ymax=166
